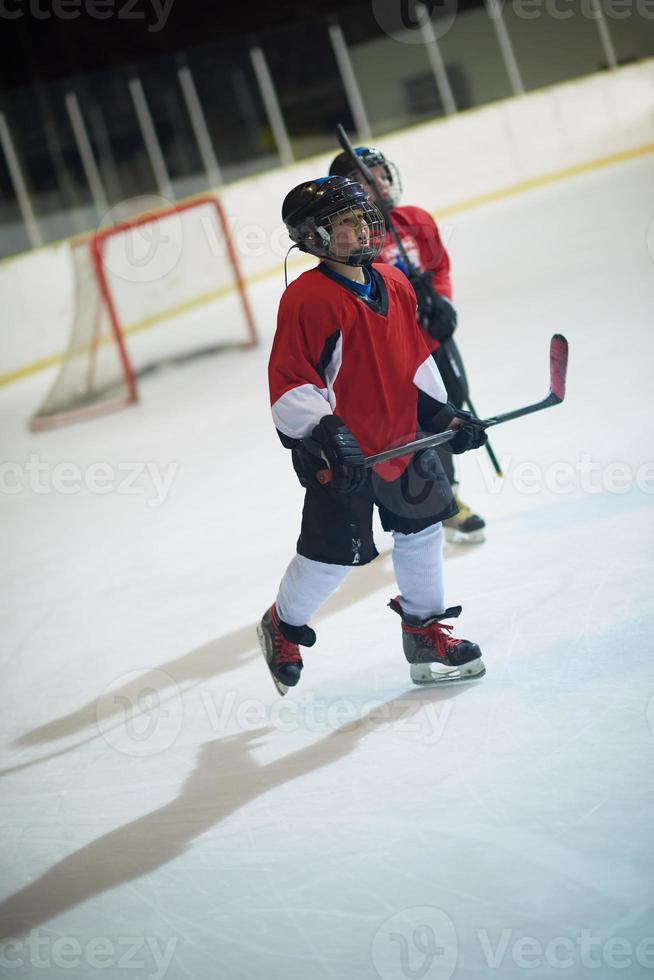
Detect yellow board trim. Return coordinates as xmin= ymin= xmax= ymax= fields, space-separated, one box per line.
xmin=433 ymin=142 xmax=654 ymax=218
xmin=2 ymin=140 xmax=653 ymax=389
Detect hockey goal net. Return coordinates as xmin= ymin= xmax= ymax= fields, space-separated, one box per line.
xmin=30 ymin=195 xmax=257 ymax=430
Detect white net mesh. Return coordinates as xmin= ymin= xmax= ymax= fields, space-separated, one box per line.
xmin=30 ymin=237 xmax=133 ymax=429
xmin=30 ymin=196 xmax=255 ymax=430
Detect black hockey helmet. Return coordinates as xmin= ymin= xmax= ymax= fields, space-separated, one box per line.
xmin=282 ymin=176 xmax=385 ymax=267
xmin=329 ymin=147 xmax=402 ymax=208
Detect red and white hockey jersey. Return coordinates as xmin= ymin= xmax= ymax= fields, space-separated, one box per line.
xmin=268 ymin=262 xmax=447 ymax=481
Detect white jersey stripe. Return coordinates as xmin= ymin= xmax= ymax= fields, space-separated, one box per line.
xmin=413 ymin=355 xmax=448 ymax=405
xmin=271 ymin=383 xmax=333 ymax=440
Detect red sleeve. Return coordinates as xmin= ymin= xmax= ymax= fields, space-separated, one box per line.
xmin=270 ymin=288 xmax=324 ymax=403
xmin=268 ymin=275 xmax=335 ymax=440
xmin=421 ymin=211 xmax=452 ymax=300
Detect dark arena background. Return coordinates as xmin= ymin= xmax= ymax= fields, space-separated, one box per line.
xmin=1 ymin=0 xmax=653 ymax=978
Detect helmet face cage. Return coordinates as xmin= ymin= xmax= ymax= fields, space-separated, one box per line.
xmin=321 ymin=200 xmax=386 ymax=266
xmin=355 ymin=153 xmax=402 ymax=209
xmin=293 ymin=200 xmax=385 ymax=267
xmin=378 ymin=158 xmax=402 ymax=208
xmin=331 ymin=148 xmax=403 ymax=208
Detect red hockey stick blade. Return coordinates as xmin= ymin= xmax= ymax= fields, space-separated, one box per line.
xmin=550 ymin=334 xmax=568 ymax=403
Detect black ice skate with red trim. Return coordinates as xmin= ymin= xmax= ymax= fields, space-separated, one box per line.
xmin=389 ymin=597 xmax=485 ymax=685
xmin=257 ymin=604 xmax=316 ymax=696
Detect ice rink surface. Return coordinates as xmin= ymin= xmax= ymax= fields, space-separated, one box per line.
xmin=1 ymin=154 xmax=654 ymax=979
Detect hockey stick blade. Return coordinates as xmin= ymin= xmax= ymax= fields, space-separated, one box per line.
xmin=316 ymin=335 xmax=568 ymax=482
xmin=483 ymin=333 xmax=568 ymax=427
xmin=550 ymin=333 xmax=568 ymax=402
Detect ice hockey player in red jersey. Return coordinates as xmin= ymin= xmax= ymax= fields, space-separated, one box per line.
xmin=257 ymin=174 xmax=488 ymax=695
xmin=329 ymin=147 xmax=486 ymax=545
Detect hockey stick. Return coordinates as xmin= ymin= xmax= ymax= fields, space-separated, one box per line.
xmin=336 ymin=124 xmax=413 ymax=274
xmin=335 ymin=123 xmax=503 ymax=476
xmin=464 ymin=393 xmax=503 ymax=475
xmin=317 ymin=334 xmax=567 ymax=482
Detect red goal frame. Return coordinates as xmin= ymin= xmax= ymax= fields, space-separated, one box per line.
xmin=30 ymin=194 xmax=258 ymax=430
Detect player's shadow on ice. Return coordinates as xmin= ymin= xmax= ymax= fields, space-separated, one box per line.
xmin=10 ymin=546 xmax=469 ymax=757
xmin=0 ymin=687 xmax=466 ymax=939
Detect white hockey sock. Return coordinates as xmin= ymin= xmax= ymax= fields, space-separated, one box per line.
xmin=391 ymin=523 xmax=445 ymax=621
xmin=276 ymin=554 xmax=350 ymax=627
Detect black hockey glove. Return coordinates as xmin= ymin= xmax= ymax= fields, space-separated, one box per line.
xmin=448 ymin=409 xmax=488 ymax=455
xmin=422 ymin=403 xmax=487 ymax=455
xmin=294 ymin=415 xmax=367 ymax=493
xmin=425 ymin=294 xmax=457 ymax=342
xmin=409 ymin=270 xmax=458 ymax=341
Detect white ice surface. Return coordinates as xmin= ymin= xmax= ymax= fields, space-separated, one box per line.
xmin=1 ymin=155 xmax=654 ymax=980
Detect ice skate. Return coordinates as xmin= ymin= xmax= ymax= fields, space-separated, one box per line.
xmin=257 ymin=604 xmax=315 ymax=696
xmin=389 ymin=597 xmax=485 ymax=685
xmin=443 ymin=490 xmax=485 ymax=544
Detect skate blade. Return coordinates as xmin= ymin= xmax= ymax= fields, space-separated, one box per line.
xmin=256 ymin=624 xmax=289 ymax=697
xmin=444 ymin=527 xmax=486 ymax=545
xmin=410 ymin=658 xmax=486 ymax=686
